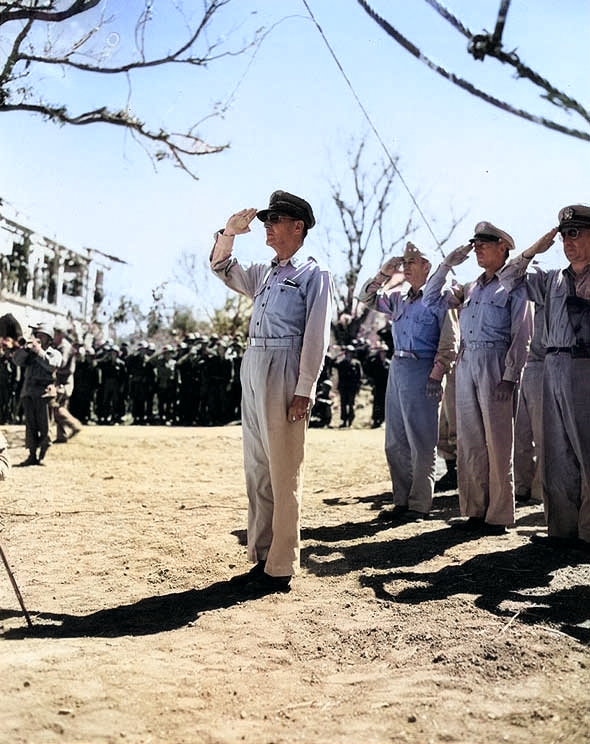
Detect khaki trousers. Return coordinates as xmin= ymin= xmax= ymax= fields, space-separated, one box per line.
xmin=437 ymin=368 xmax=457 ymax=462
xmin=456 ymin=348 xmax=516 ymax=526
xmin=514 ymin=360 xmax=544 ymax=500
xmin=240 ymin=343 xmax=306 ymax=577
xmin=543 ymin=354 xmax=590 ymax=542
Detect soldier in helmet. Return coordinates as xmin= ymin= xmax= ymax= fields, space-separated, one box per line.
xmin=13 ymin=322 xmax=62 ymax=465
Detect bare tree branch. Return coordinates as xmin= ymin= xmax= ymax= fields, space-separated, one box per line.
xmin=0 ymin=0 xmax=265 ymax=177
xmin=13 ymin=1 xmax=249 ymax=74
xmin=329 ymin=137 xmax=416 ymax=315
xmin=0 ymin=1 xmax=102 ymax=27
xmin=1 ymin=101 xmax=227 ymax=177
xmin=328 ymin=136 xmax=467 ymax=317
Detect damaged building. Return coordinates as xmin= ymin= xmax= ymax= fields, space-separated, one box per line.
xmin=0 ymin=201 xmax=122 ymax=342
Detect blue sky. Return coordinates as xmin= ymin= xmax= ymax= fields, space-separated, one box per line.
xmin=1 ymin=0 xmax=589 ymax=320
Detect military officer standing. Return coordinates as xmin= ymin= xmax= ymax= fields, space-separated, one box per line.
xmin=210 ymin=191 xmax=333 ymax=593
xmin=423 ymin=223 xmax=532 ymax=535
xmin=500 ymin=205 xmax=590 ymax=551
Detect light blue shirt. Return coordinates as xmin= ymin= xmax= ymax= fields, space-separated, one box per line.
xmin=211 ymin=248 xmax=333 ymax=397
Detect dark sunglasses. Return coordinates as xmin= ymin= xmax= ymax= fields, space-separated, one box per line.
xmin=264 ymin=213 xmax=298 ymax=225
xmin=469 ymin=235 xmax=500 ymax=245
xmin=560 ymin=227 xmax=587 ymax=240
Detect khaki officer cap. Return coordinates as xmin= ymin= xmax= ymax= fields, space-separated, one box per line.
xmin=470 ymin=221 xmax=515 ymax=251
xmin=402 ymin=241 xmax=429 ymax=262
xmin=558 ymin=204 xmax=590 ymax=230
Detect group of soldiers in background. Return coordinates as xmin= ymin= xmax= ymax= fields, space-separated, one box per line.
xmin=0 ymin=329 xmax=393 ymax=430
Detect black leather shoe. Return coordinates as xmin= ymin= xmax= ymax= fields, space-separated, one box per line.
xmin=378 ymin=505 xmax=408 ymax=523
xmin=242 ymin=572 xmax=291 ymax=595
xmin=17 ymin=455 xmax=38 ymax=467
xmin=481 ymin=523 xmax=508 ymax=536
xmin=400 ymin=510 xmax=428 ymax=523
xmin=530 ymin=534 xmax=577 ymax=550
xmin=229 ymin=560 xmax=266 ymax=587
xmin=450 ymin=517 xmax=484 ymax=532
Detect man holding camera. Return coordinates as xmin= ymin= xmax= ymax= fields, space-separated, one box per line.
xmin=13 ymin=322 xmax=62 ymax=466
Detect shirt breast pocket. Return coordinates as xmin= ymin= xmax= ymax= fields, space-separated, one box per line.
xmin=392 ymin=306 xmax=405 ymax=322
xmin=267 ymin=283 xmax=305 ymax=323
xmin=415 ymin=308 xmax=436 ymax=327
xmin=483 ymin=289 xmax=510 ymax=324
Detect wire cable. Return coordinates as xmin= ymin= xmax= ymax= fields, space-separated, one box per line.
xmin=357 ymin=0 xmax=590 ymax=142
xmin=300 ymin=0 xmax=447 ymax=255
xmin=423 ymin=0 xmax=590 ymax=130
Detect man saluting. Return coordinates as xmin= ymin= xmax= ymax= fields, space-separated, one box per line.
xmin=210 ymin=191 xmax=333 ymax=593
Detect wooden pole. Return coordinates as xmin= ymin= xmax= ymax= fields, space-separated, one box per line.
xmin=0 ymin=542 xmax=33 ymax=629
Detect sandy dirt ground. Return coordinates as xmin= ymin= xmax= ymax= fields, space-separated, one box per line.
xmin=1 ymin=412 xmax=589 ymax=744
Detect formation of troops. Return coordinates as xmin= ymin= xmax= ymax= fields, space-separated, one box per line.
xmin=0 ymin=333 xmax=246 ymax=428
xmin=0 ymin=330 xmax=388 ymax=430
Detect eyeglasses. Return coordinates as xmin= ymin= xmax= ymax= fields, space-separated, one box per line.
xmin=263 ymin=213 xmax=298 ymax=227
xmin=469 ymin=238 xmax=500 ymax=248
xmin=559 ymin=227 xmax=587 ymax=240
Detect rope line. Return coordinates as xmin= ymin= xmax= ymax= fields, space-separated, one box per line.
xmin=423 ymin=0 xmax=472 ymax=38
xmin=300 ymin=0 xmax=446 ymax=255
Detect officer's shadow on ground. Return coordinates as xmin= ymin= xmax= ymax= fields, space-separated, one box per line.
xmin=358 ymin=542 xmax=590 ymax=642
xmin=301 ymin=489 xmax=589 ymax=642
xmin=3 ymin=495 xmax=577 ymax=641
xmin=300 ymin=488 xmax=465 ymax=571
xmin=0 ymin=579 xmax=266 ymax=640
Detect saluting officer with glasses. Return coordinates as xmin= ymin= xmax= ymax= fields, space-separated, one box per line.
xmin=422 ymin=222 xmax=533 ymax=536
xmin=499 ymin=204 xmax=590 ymax=553
xmin=358 ymin=242 xmax=459 ymax=525
xmin=210 ymin=191 xmax=333 ymax=594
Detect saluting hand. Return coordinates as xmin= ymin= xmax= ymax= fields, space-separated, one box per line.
xmin=523 ymin=227 xmax=559 ymax=259
xmin=443 ymin=244 xmax=473 ymax=267
xmin=379 ymin=256 xmax=403 ymax=277
xmin=225 ymin=208 xmax=258 ymax=236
